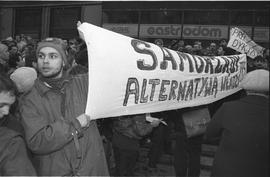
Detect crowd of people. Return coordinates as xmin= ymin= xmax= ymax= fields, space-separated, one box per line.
xmin=0 ymin=27 xmax=269 ymax=177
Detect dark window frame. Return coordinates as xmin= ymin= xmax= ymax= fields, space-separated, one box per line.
xmin=14 ymin=7 xmax=42 ymax=40
xmin=49 ymin=6 xmax=81 ymax=39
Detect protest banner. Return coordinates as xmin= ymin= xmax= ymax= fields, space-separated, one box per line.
xmin=227 ymin=27 xmax=264 ymax=59
xmin=77 ymin=22 xmax=247 ymax=120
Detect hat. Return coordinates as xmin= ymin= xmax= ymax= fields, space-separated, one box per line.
xmin=239 ymin=69 xmax=269 ymax=92
xmin=36 ymin=37 xmax=68 ymax=64
xmin=10 ymin=67 xmax=37 ymax=93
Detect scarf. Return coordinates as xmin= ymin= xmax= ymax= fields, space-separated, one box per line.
xmin=40 ymin=72 xmax=70 ymax=91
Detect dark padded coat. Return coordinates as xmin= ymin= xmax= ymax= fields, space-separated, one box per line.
xmin=20 ymin=73 xmax=109 ymax=176
xmin=205 ymin=95 xmax=269 ymax=177
xmin=0 ymin=127 xmax=36 ymax=176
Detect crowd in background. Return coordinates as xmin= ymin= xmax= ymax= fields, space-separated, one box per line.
xmin=1 ymin=34 xmax=269 ymax=77
xmin=0 ymin=34 xmax=88 ymax=76
xmin=0 ymin=33 xmax=269 ymax=177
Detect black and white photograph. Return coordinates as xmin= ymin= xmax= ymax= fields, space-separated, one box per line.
xmin=0 ymin=1 xmax=269 ymax=176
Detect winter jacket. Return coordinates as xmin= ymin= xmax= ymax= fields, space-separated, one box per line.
xmin=205 ymin=95 xmax=269 ymax=177
xmin=0 ymin=114 xmax=24 ymax=135
xmin=20 ymin=73 xmax=109 ymax=176
xmin=0 ymin=127 xmax=36 ymax=176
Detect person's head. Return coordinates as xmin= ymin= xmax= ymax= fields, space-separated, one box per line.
xmin=36 ymin=37 xmax=68 ymax=79
xmin=0 ymin=43 xmax=9 ymax=61
xmin=154 ymin=39 xmax=164 ymax=47
xmin=217 ymin=46 xmax=225 ymax=56
xmin=239 ymin=69 xmax=269 ymax=95
xmin=253 ymin=56 xmax=268 ymax=70
xmin=219 ymin=39 xmax=227 ymax=47
xmin=209 ymin=42 xmax=217 ymax=50
xmin=0 ymin=74 xmax=17 ymax=119
xmin=178 ymin=40 xmax=185 ymax=47
xmin=17 ymin=40 xmax=27 ymax=53
xmin=193 ymin=44 xmax=200 ymax=51
xmin=9 ymin=45 xmax=18 ymax=55
xmin=15 ymin=35 xmax=21 ymax=42
xmin=195 ymin=41 xmax=202 ymax=50
xmin=184 ymin=45 xmax=193 ymax=54
xmin=68 ymin=38 xmax=81 ymax=54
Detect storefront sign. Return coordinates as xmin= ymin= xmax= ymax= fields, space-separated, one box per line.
xmin=182 ymin=25 xmax=228 ymax=39
xmin=78 ymin=22 xmax=247 ymax=120
xmin=140 ymin=24 xmax=182 ymax=38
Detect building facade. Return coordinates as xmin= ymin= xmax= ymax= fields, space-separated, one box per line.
xmin=0 ymin=1 xmax=269 ymax=48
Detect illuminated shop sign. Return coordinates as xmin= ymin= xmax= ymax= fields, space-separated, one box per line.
xmin=102 ymin=23 xmax=138 ymax=37
xmin=102 ymin=24 xmax=266 ymax=42
xmin=140 ymin=24 xmax=182 ymax=38
xmin=182 ymin=25 xmax=228 ymax=39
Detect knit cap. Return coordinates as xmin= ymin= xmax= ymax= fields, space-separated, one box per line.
xmin=239 ymin=69 xmax=269 ymax=92
xmin=10 ymin=67 xmax=37 ymax=93
xmin=36 ymin=37 xmax=68 ymax=64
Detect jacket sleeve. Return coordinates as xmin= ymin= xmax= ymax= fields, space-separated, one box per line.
xmin=3 ymin=135 xmax=37 ymax=176
xmin=205 ymin=103 xmax=226 ymax=141
xmin=20 ymin=96 xmax=82 ymax=155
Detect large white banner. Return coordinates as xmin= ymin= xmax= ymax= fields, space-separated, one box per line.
xmin=78 ymin=23 xmax=247 ymax=120
xmin=227 ymin=27 xmax=264 ymax=59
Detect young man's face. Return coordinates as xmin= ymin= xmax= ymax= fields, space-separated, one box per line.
xmin=0 ymin=92 xmax=16 ymax=119
xmin=37 ymin=47 xmax=64 ymax=79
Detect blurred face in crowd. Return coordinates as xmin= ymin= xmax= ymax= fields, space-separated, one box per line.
xmin=15 ymin=35 xmax=21 ymax=42
xmin=0 ymin=44 xmax=9 ymax=61
xmin=0 ymin=92 xmax=16 ymax=119
xmin=9 ymin=46 xmax=18 ymax=55
xmin=155 ymin=39 xmax=163 ymax=47
xmin=193 ymin=44 xmax=200 ymax=51
xmin=210 ymin=43 xmax=217 ymax=50
xmin=217 ymin=46 xmax=225 ymax=56
xmin=178 ymin=40 xmax=185 ymax=47
xmin=185 ymin=45 xmax=193 ymax=54
xmin=253 ymin=58 xmax=268 ymax=70
xmin=69 ymin=39 xmax=79 ymax=53
xmin=220 ymin=40 xmax=227 ymax=46
xmin=37 ymin=47 xmax=64 ymax=79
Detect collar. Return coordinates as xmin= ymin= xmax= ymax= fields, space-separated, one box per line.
xmin=34 ymin=76 xmax=71 ymax=97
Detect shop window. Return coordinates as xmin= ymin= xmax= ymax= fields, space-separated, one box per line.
xmin=140 ymin=10 xmax=182 ymax=24
xmin=255 ymin=11 xmax=269 ymax=27
xmin=102 ymin=10 xmax=139 ymax=37
xmin=50 ymin=7 xmax=81 ymax=39
xmin=15 ymin=8 xmax=42 ymax=40
xmin=102 ymin=10 xmax=139 ymax=23
xmin=230 ymin=10 xmax=253 ymax=26
xmin=184 ymin=10 xmax=228 ymax=25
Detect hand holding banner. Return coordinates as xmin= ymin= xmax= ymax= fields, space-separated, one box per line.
xmin=77 ymin=22 xmax=247 ymax=120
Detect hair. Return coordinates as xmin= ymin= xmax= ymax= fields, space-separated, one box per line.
xmin=0 ymin=73 xmax=18 ymax=96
